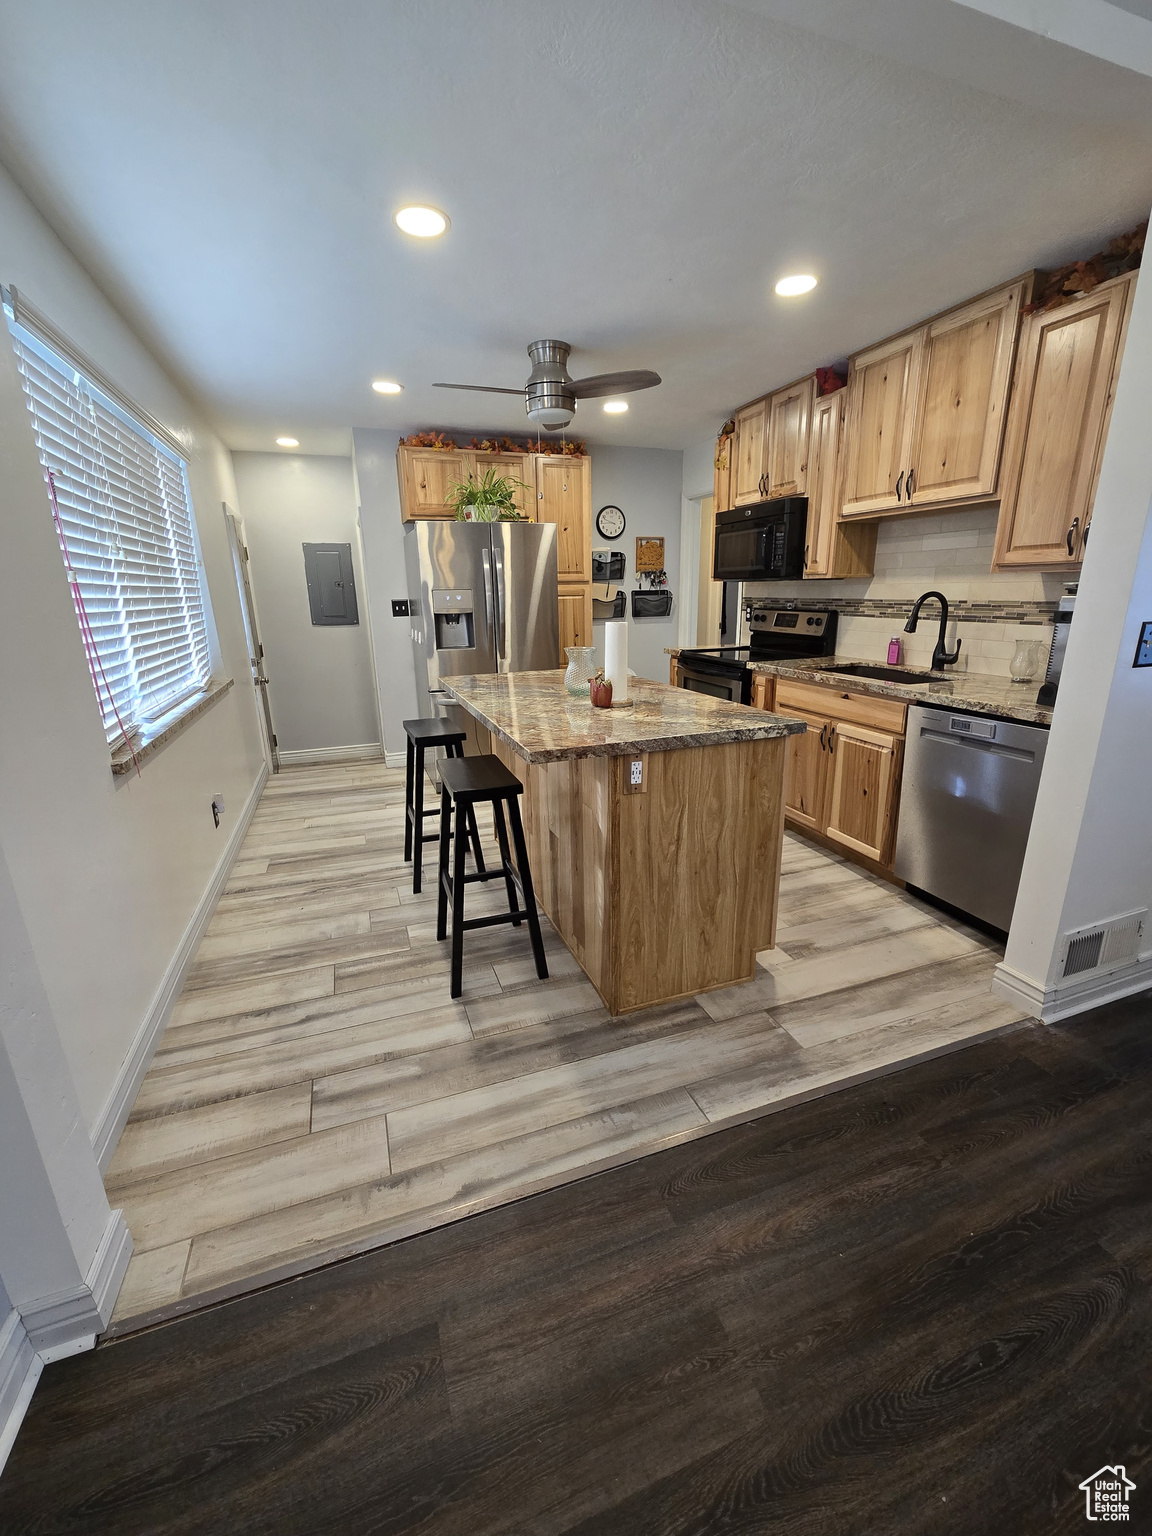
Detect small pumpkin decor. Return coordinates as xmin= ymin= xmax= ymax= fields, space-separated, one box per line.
xmin=589 ymin=669 xmax=613 ymax=709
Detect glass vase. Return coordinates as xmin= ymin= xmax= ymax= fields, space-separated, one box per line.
xmin=564 ymin=646 xmax=596 ymax=697
xmin=1009 ymin=639 xmax=1042 ymax=683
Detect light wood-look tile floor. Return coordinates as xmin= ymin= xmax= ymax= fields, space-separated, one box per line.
xmin=104 ymin=760 xmax=1028 ymax=1333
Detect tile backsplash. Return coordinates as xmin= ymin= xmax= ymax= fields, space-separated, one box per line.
xmin=744 ymin=506 xmax=1068 ymax=679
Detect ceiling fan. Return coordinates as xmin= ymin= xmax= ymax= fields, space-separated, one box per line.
xmin=433 ymin=340 xmax=660 ymax=430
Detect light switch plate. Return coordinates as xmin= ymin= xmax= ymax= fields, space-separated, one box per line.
xmin=1134 ymin=621 xmax=1152 ymax=667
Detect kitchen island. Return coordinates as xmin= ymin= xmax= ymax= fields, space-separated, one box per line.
xmin=440 ymin=671 xmax=805 ymax=1015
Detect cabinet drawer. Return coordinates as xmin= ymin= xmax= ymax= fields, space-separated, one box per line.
xmin=775 ymin=680 xmax=906 ymax=735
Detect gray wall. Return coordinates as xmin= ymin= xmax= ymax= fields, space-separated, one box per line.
xmin=0 ymin=161 xmax=267 ymax=1136
xmin=589 ymin=445 xmax=684 ymax=683
xmin=232 ymin=452 xmax=381 ymax=756
xmin=353 ymin=429 xmax=419 ymax=760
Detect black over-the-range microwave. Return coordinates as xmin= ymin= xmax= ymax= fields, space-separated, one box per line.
xmin=713 ymin=497 xmax=807 ymax=582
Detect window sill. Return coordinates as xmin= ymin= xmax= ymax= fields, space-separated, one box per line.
xmin=110 ymin=678 xmax=235 ymax=776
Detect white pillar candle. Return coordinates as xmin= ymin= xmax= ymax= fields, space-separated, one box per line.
xmin=604 ymin=619 xmax=629 ymax=703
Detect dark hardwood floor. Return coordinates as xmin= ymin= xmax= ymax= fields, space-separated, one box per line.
xmin=3 ymin=994 xmax=1152 ymax=1535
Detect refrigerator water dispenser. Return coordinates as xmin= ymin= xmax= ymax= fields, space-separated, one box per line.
xmin=432 ymin=589 xmax=475 ymax=650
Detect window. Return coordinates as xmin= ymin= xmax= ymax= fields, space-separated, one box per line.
xmin=5 ymin=308 xmax=213 ymax=747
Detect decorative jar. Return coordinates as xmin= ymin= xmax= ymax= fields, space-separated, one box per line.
xmin=1009 ymin=639 xmax=1043 ymax=683
xmin=564 ymin=646 xmax=596 ymax=697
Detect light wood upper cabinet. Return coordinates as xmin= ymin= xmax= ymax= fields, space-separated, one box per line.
xmin=732 ymin=398 xmax=770 ymax=504
xmin=535 ymin=455 xmax=591 ymax=581
xmin=909 ymin=279 xmax=1027 ymax=506
xmin=993 ymin=271 xmax=1135 ymax=570
xmin=824 ymin=722 xmax=902 ymax=865
xmin=713 ymin=432 xmax=736 ymax=514
xmin=766 ymin=376 xmax=815 ymax=497
xmin=461 ymin=452 xmax=535 ymax=518
xmin=803 ymin=389 xmax=877 ymax=580
xmin=841 ymin=276 xmax=1028 ymax=519
xmin=841 ymin=331 xmax=923 ymax=517
xmin=397 ymin=447 xmax=470 ymax=521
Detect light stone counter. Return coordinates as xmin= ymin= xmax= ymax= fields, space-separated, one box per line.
xmin=442 ymin=670 xmax=806 ymax=765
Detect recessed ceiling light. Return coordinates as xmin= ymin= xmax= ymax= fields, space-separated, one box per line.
xmin=395 ymin=205 xmax=449 ymax=238
xmin=371 ymin=379 xmax=403 ymax=394
xmin=602 ymin=400 xmax=629 ymax=414
xmin=276 ymin=436 xmax=299 ymax=447
xmin=775 ymin=274 xmax=818 ymax=297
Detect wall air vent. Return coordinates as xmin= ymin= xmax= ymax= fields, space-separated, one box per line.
xmin=1061 ymin=911 xmax=1146 ymax=979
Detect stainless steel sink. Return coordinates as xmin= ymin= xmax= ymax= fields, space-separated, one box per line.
xmin=821 ymin=663 xmax=944 ymax=684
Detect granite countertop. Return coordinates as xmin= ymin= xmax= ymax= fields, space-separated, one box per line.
xmin=442 ymin=670 xmax=807 ymax=763
xmin=745 ymin=656 xmax=1053 ymax=726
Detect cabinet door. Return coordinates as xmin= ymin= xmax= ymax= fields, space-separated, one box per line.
xmin=751 ymin=673 xmax=775 ymax=711
xmin=993 ymin=273 xmax=1135 ymax=570
xmin=557 ymin=584 xmax=592 ymax=666
xmin=398 ymin=448 xmax=470 ymax=520
xmin=841 ymin=331 xmax=923 ymax=517
xmin=825 ymin=722 xmax=901 ymax=865
xmin=783 ymin=709 xmax=832 ymax=831
xmin=766 ymin=376 xmax=815 ymax=497
xmin=732 ymin=398 xmax=770 ymax=505
xmin=803 ymin=389 xmax=844 ymax=576
xmin=713 ymin=432 xmax=736 ymax=513
xmin=908 ymin=279 xmax=1026 ymax=507
xmin=464 ymin=453 xmax=535 ymax=518
xmin=535 ymin=456 xmax=591 ymax=579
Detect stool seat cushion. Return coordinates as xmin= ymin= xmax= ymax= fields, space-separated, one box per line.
xmin=439 ymin=753 xmax=523 ymax=803
xmin=403 ymin=717 xmax=468 ymax=746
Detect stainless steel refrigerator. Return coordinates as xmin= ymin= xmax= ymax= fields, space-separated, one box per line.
xmin=405 ymin=520 xmax=559 ymax=755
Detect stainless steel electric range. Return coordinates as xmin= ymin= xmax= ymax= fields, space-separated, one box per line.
xmin=676 ymin=606 xmax=838 ymax=705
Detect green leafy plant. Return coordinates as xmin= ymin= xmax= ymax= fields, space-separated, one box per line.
xmin=448 ymin=468 xmax=529 ymax=522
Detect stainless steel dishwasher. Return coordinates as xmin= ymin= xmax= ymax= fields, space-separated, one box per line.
xmin=894 ymin=705 xmax=1049 ymax=932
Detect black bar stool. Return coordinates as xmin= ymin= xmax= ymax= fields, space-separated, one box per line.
xmin=403 ymin=717 xmax=484 ymax=895
xmin=436 ymin=755 xmax=548 ymax=999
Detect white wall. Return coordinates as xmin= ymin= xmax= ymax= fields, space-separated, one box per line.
xmin=589 ymin=445 xmax=684 ymax=683
xmin=232 ymin=452 xmax=381 ymax=756
xmin=0 ymin=160 xmax=267 ymax=1139
xmin=998 ymin=215 xmax=1152 ymax=1018
xmin=352 ymin=429 xmax=419 ymax=761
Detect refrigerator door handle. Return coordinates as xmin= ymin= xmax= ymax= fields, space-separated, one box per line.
xmin=492 ymin=538 xmax=507 ymax=662
xmin=481 ymin=546 xmax=496 ymax=647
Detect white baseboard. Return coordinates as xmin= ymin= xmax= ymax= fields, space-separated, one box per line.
xmin=384 ymin=748 xmax=406 ymax=769
xmin=277 ymin=742 xmax=384 ymax=766
xmin=0 ymin=1309 xmax=41 ymax=1476
xmin=21 ymin=1208 xmax=133 ymax=1356
xmin=90 ymin=763 xmax=270 ymax=1170
xmin=993 ymin=953 xmax=1152 ymax=1023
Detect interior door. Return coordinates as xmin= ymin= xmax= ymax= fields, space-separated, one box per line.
xmin=224 ymin=506 xmax=278 ymax=771
xmin=493 ymin=521 xmax=560 ymax=672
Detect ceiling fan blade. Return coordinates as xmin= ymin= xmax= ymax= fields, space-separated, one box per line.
xmin=570 ymin=369 xmax=661 ymax=400
xmin=432 ymin=382 xmax=524 ymax=395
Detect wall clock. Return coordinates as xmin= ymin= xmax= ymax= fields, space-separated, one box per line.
xmin=596 ymin=504 xmax=626 ymax=539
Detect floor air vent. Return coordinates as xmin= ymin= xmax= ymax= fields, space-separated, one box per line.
xmin=1061 ymin=911 xmax=1146 ymax=979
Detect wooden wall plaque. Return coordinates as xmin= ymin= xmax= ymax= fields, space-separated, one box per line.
xmin=635 ymin=536 xmax=665 ymax=573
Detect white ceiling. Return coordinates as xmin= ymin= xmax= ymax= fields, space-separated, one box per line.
xmin=0 ymin=0 xmax=1150 ymax=455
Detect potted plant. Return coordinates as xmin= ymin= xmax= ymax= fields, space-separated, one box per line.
xmin=447 ymin=468 xmax=529 ymax=522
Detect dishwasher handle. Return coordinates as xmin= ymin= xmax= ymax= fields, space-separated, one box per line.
xmin=918 ymin=726 xmax=1035 ymax=764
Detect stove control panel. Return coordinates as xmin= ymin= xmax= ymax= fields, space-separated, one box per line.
xmin=749 ymin=608 xmax=831 ymax=634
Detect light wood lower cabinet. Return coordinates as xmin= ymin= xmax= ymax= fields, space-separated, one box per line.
xmin=824 ymin=721 xmax=902 ymax=863
xmin=993 ymin=270 xmax=1135 ymax=570
xmin=558 ymin=584 xmax=593 ymax=666
xmin=775 ymin=681 xmax=906 ymax=869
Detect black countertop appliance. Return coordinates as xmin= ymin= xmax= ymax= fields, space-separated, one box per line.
xmin=676 ymin=605 xmax=838 ymax=705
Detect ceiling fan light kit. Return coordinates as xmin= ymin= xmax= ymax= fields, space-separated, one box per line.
xmin=433 ymin=339 xmax=661 ymax=430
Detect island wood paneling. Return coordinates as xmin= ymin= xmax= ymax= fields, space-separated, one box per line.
xmin=492 ymin=735 xmax=786 ymax=1014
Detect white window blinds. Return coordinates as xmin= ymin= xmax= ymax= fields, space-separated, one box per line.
xmin=6 ymin=316 xmax=212 ymax=745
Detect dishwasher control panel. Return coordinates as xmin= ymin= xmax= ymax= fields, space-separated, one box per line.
xmin=947 ymin=715 xmax=997 ymax=740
